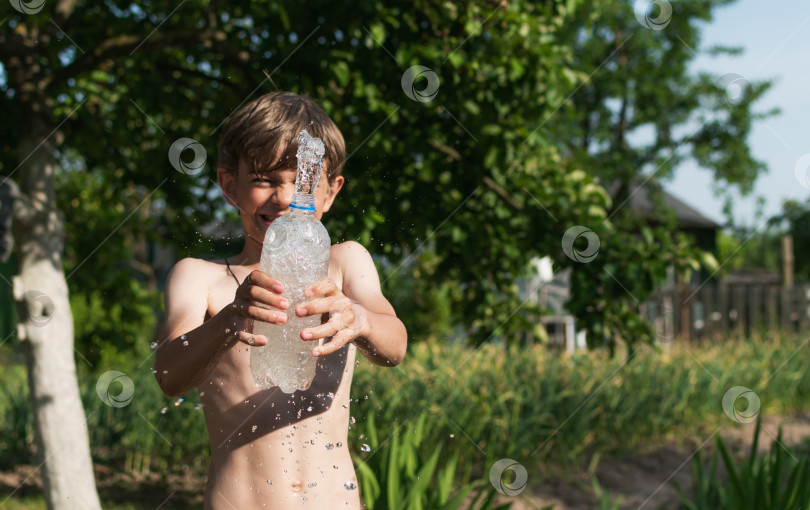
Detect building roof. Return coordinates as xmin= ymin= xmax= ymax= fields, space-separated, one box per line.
xmin=606 ymin=180 xmax=720 ymax=230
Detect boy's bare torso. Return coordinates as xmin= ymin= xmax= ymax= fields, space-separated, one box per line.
xmin=196 ymin=248 xmax=362 ymax=509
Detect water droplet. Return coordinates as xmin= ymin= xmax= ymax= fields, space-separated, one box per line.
xmin=252 ymin=425 xmax=258 ymax=433
xmin=336 ymin=442 xmax=343 ymax=448
xmin=225 ymin=328 xmax=231 ymax=334
xmin=174 ymin=398 xmax=184 ymax=406
xmin=180 ymin=334 xmax=187 ymax=341
xmin=360 ymin=444 xmax=370 ymax=452
xmin=160 ymin=407 xmax=168 ymax=414
xmin=359 ymin=434 xmax=364 ymax=439
xmin=150 ymin=341 xmax=158 ymax=349
xmin=267 ymin=479 xmax=273 ymax=485
xmin=324 ymin=443 xmax=334 ymax=450
xmin=344 ymin=481 xmax=357 ymax=490
xmin=327 ymin=392 xmax=335 ymax=399
xmin=450 ymin=434 xmax=455 ymax=438
xmin=306 ymin=406 xmax=313 ymax=411
xmin=195 ymin=403 xmax=204 ymax=410
xmin=183 ymin=340 xmax=189 ymax=346
xmin=350 ymin=416 xmax=356 ymax=424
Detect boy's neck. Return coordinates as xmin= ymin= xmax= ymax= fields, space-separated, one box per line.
xmin=231 ymin=238 xmax=262 ymax=268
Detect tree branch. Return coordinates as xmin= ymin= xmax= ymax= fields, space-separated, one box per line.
xmin=43 ymin=28 xmax=226 ymax=92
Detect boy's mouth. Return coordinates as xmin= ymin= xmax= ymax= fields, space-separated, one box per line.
xmin=260 ymin=214 xmax=279 ymax=226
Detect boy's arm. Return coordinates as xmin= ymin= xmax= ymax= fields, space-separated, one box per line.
xmin=154 ymin=258 xmax=288 ymax=396
xmin=296 ymin=242 xmax=407 ymax=367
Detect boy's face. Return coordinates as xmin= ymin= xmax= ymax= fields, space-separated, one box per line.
xmin=218 ymin=157 xmax=344 ymax=244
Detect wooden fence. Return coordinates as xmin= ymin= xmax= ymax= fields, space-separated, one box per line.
xmin=641 ymin=283 xmax=810 ymax=342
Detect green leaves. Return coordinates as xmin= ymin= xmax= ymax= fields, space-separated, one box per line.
xmin=675 ymin=418 xmax=810 ymax=509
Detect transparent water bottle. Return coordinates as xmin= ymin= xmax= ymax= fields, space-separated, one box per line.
xmin=251 ymin=130 xmax=330 ymax=393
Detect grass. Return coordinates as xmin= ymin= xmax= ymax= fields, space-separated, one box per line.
xmin=3 ymin=332 xmax=810 ymax=507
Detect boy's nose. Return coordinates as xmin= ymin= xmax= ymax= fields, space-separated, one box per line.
xmin=272 ymin=183 xmax=295 ymax=210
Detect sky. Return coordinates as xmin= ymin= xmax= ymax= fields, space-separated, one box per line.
xmin=665 ymin=0 xmax=810 ymax=227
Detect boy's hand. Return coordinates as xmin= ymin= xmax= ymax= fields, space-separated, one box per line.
xmin=230 ymin=270 xmax=289 ymax=346
xmin=295 ymin=278 xmax=369 ymax=357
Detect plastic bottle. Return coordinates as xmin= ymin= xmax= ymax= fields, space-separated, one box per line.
xmin=251 ymin=130 xmax=330 ymax=393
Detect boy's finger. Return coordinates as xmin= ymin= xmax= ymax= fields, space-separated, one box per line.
xmin=300 ymin=319 xmax=339 ymax=341
xmin=246 ymin=305 xmax=288 ymax=325
xmin=311 ymin=331 xmax=352 ymax=357
xmin=237 ymin=333 xmax=267 ymax=346
xmin=294 ymin=297 xmax=332 ymax=317
xmin=247 ymin=270 xmax=285 ymax=294
xmin=240 ymin=284 xmax=288 ymax=310
xmin=305 ymin=278 xmax=338 ymax=298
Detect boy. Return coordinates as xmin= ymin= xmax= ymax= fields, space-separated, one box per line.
xmin=154 ymin=91 xmax=407 ymax=509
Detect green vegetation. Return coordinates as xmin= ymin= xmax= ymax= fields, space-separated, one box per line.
xmin=4 ymin=333 xmax=810 ymax=507
xmin=1 ymin=0 xmax=773 ymax=351
xmin=675 ymin=418 xmax=810 ymax=509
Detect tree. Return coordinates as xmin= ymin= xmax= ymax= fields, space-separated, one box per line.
xmin=1 ymin=0 xmax=606 ymax=504
xmin=541 ymin=0 xmax=775 ymax=350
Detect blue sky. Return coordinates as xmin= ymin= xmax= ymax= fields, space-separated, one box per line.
xmin=666 ymin=0 xmax=810 ymax=227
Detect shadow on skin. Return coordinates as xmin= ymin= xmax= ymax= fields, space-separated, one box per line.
xmin=215 ymin=341 xmax=350 ymax=452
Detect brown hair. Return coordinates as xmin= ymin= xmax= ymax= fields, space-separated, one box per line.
xmin=218 ymin=91 xmax=346 ymax=182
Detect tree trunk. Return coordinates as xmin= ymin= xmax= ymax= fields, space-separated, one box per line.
xmin=12 ymin=111 xmax=101 ymax=510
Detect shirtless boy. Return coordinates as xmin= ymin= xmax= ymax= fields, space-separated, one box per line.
xmin=154 ymin=91 xmax=407 ymax=509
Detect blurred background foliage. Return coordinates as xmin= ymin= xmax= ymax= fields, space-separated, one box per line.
xmin=0 ymin=0 xmax=802 ymax=505
xmin=0 ymin=0 xmax=778 ymax=356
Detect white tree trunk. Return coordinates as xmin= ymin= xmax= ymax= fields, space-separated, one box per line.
xmin=12 ymin=113 xmax=101 ymax=510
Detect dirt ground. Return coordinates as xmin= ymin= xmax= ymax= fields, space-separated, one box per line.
xmin=496 ymin=412 xmax=810 ymax=510
xmin=3 ymin=412 xmax=810 ymax=509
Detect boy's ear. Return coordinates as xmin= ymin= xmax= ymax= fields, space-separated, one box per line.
xmin=217 ymin=167 xmax=239 ymax=209
xmin=321 ymin=176 xmax=345 ymax=214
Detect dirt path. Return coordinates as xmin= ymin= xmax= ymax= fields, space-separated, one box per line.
xmin=497 ymin=412 xmax=810 ymax=510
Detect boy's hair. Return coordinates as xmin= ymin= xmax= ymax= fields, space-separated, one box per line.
xmin=218 ymin=91 xmax=346 ymax=182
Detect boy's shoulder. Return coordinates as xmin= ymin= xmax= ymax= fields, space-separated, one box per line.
xmin=330 ymin=240 xmax=374 ymax=269
xmin=166 ymin=257 xmax=230 ymax=289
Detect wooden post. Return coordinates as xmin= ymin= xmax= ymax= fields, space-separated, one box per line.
xmin=783 ymin=235 xmax=794 ymax=287
xmin=800 ymin=284 xmax=810 ymax=333
xmin=767 ymin=285 xmax=779 ymax=332
xmin=719 ymin=284 xmax=729 ymax=337
xmin=781 ymin=286 xmax=793 ymax=333
xmin=750 ymin=285 xmax=762 ymax=335
xmin=704 ymin=286 xmax=715 ymax=339
xmin=681 ymin=286 xmax=691 ymax=344
xmin=735 ymin=286 xmax=747 ymax=338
